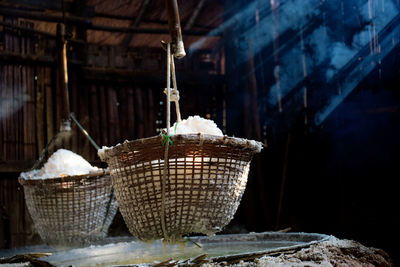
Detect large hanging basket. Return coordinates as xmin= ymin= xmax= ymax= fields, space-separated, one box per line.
xmin=99 ymin=134 xmax=262 ymax=242
xmin=18 ymin=170 xmax=118 ymax=247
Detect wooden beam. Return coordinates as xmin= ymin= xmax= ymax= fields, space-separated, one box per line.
xmin=81 ymin=66 xmax=225 ymax=85
xmin=0 ymin=7 xmax=219 ymax=36
xmin=0 ymin=21 xmax=86 ymax=44
xmin=89 ymin=24 xmax=213 ymax=36
xmin=0 ymin=20 xmax=54 ymax=38
xmin=0 ymin=0 xmax=73 ymax=13
xmin=94 ymin=13 xmax=214 ymax=30
xmin=0 ymin=50 xmax=84 ymax=65
xmin=0 ymin=7 xmax=90 ymax=24
xmin=0 ymin=50 xmax=55 ymax=64
xmin=122 ymin=0 xmax=152 ymax=47
xmin=184 ymin=0 xmax=207 ymax=30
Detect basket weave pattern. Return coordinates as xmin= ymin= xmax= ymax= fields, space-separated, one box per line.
xmin=101 ymin=134 xmax=262 ymax=242
xmin=18 ymin=172 xmax=117 ymax=247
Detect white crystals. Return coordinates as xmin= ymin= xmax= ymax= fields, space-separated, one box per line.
xmin=21 ymin=149 xmax=100 ymax=179
xmin=171 ymin=115 xmax=223 ymax=136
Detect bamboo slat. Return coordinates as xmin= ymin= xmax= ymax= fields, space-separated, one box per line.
xmin=142 ymin=87 xmax=149 ymax=137
xmin=21 ymin=20 xmax=28 ymax=159
xmin=0 ymin=63 xmax=3 ymax=160
xmin=107 ymin=87 xmax=120 ymax=145
xmin=135 ymin=87 xmax=144 ymax=138
xmin=0 ymin=176 xmax=40 ymax=248
xmin=44 ymin=66 xmax=55 ymax=156
xmin=4 ymin=17 xmax=13 ymax=159
xmin=35 ymin=66 xmax=45 ymax=154
xmin=23 ymin=21 xmax=37 ymax=159
xmin=89 ymin=84 xmax=101 ymax=159
xmin=12 ymin=18 xmax=22 ymax=160
xmin=0 ymin=61 xmax=6 ymax=158
xmin=0 ymin=63 xmax=2 ymax=159
xmin=126 ymin=87 xmax=135 ymax=139
xmin=147 ymin=87 xmax=155 ymax=135
xmin=78 ymin=82 xmax=90 ymax=160
xmin=99 ymin=85 xmax=109 ymax=146
xmin=70 ymin=70 xmax=79 ymax=154
xmin=117 ymin=88 xmax=128 ymax=141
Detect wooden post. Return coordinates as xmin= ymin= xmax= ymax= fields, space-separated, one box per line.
xmin=56 ymin=23 xmax=71 ymax=133
xmin=166 ymin=0 xmax=186 ymax=58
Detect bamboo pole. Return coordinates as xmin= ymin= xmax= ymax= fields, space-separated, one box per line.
xmin=56 ymin=23 xmax=71 ymax=133
xmin=166 ymin=0 xmax=186 ymax=58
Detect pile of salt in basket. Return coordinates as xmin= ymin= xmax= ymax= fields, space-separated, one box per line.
xmin=19 ymin=150 xmax=118 ymax=247
xmin=98 ymin=43 xmax=263 ymax=243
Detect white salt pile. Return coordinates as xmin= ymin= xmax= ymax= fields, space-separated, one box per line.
xmin=21 ymin=149 xmax=101 ymax=179
xmin=171 ymin=115 xmax=223 ymax=136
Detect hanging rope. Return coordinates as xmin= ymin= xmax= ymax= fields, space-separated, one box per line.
xmin=170 ymin=55 xmax=182 ymax=122
xmin=163 ymin=54 xmax=182 ymax=123
xmin=160 ymin=42 xmax=183 ymax=241
xmin=160 ymin=43 xmax=171 ymax=241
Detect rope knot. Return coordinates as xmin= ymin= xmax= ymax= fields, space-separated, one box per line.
xmin=164 ymin=88 xmax=180 ymax=102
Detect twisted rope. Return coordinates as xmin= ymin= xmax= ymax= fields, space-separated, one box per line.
xmin=160 ymin=43 xmax=171 ymax=240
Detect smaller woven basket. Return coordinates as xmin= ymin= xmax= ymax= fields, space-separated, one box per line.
xmin=18 ymin=170 xmax=118 ymax=247
xmin=99 ymin=134 xmax=262 ymax=242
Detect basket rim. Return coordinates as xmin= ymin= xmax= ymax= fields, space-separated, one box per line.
xmin=98 ymin=133 xmax=264 ymax=161
xmin=18 ymin=169 xmax=110 ymax=185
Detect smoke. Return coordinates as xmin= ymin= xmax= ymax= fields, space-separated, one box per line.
xmin=266 ymin=0 xmax=399 ymax=108
xmin=0 ymin=91 xmax=30 ymax=119
xmin=189 ymin=0 xmax=322 ymax=63
xmin=325 ymin=42 xmax=357 ymax=80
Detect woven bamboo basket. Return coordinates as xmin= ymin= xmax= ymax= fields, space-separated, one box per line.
xmin=99 ymin=133 xmax=262 ymax=242
xmin=18 ymin=170 xmax=118 ymax=247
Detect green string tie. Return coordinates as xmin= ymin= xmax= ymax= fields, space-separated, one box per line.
xmin=162 ymin=133 xmax=173 ymax=147
xmin=174 ymin=122 xmax=178 ymax=134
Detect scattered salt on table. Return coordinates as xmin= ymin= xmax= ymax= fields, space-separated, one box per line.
xmin=21 ymin=149 xmax=100 ymax=179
